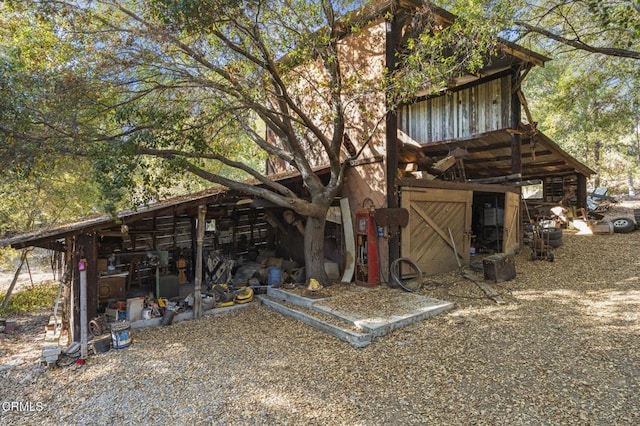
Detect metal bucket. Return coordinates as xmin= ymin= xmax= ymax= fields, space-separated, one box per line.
xmin=111 ymin=322 xmax=132 ymax=349
xmin=92 ymin=335 xmax=112 ymax=353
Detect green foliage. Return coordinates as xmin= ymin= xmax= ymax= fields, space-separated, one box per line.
xmin=0 ymin=282 xmax=58 ymax=316
xmin=525 ymin=54 xmax=639 ymax=190
xmin=392 ymin=1 xmax=503 ymax=103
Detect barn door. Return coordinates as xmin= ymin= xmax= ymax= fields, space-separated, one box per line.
xmin=502 ymin=191 xmax=521 ymax=254
xmin=400 ymin=187 xmax=473 ymax=276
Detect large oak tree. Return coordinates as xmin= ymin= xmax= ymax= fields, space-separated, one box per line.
xmin=2 ymin=0 xmax=393 ymax=285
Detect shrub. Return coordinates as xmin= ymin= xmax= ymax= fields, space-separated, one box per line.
xmin=0 ymin=281 xmax=59 ymax=316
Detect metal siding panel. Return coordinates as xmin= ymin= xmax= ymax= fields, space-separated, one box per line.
xmin=470 ymin=86 xmax=478 ymax=135
xmin=478 ymin=83 xmax=486 ymax=134
xmin=460 ymin=89 xmax=469 ymax=138
xmin=425 ymin=101 xmax=433 ymax=142
xmin=436 ymin=96 xmax=446 ymax=141
xmin=492 ymin=79 xmax=500 ymax=130
xmin=447 ymin=94 xmax=455 ymax=140
xmin=432 ymin=98 xmax=439 ymax=142
xmin=454 ymin=91 xmax=460 ymax=139
xmin=501 ymin=75 xmax=511 ymax=127
xmin=422 ymin=100 xmax=428 ymax=143
xmin=484 ymin=82 xmax=492 ymax=133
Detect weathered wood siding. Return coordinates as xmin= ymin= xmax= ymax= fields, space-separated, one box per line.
xmin=399 ymin=75 xmax=512 ymax=144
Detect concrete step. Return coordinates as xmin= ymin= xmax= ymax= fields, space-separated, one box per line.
xmin=256 ymin=295 xmax=373 ymax=348
xmin=312 ymin=296 xmax=454 ymax=338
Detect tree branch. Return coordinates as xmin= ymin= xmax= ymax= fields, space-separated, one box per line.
xmin=514 ymin=20 xmax=640 ymax=60
xmin=134 ymin=146 xmax=299 ymax=199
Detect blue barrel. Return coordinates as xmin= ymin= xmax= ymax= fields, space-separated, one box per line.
xmin=267 ymin=267 xmax=282 ymax=286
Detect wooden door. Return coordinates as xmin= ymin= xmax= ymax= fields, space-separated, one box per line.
xmin=400 ymin=187 xmax=473 ymax=276
xmin=502 ymin=191 xmax=521 ymax=254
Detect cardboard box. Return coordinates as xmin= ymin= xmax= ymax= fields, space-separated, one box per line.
xmin=127 ymin=297 xmax=145 ymax=322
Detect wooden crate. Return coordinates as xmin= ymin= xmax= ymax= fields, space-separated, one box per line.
xmin=483 ymin=253 xmax=516 ymax=283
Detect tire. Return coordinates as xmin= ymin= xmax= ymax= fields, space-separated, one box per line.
xmin=611 ymin=217 xmax=636 ymax=234
xmin=390 ymin=258 xmax=423 ymax=292
xmin=541 ymin=228 xmax=563 ymax=240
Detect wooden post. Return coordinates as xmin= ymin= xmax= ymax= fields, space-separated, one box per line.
xmin=577 ymin=174 xmax=587 ymax=210
xmin=152 ymin=216 xmax=157 ymax=250
xmin=87 ymin=233 xmax=98 ymax=322
xmin=194 ymin=205 xmax=207 ymax=319
xmin=385 ymin=12 xmax=400 ymax=281
xmin=79 ymin=259 xmax=88 ymax=360
xmin=72 ymin=236 xmax=89 ymax=342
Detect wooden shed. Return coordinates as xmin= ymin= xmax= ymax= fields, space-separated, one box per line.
xmin=0 ymin=169 xmax=354 ymax=342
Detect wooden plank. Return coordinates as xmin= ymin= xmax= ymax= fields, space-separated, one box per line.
xmin=411 ymin=203 xmax=460 ymax=257
xmin=503 ymin=191 xmax=521 ymax=254
xmin=340 ymin=198 xmax=356 ymax=283
xmin=398 ymin=177 xmax=520 ymax=194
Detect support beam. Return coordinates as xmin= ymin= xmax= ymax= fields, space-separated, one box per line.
xmin=193 ymin=205 xmax=207 ymax=320
xmin=79 ymin=259 xmax=88 ymax=360
xmin=385 ymin=12 xmax=400 ymax=280
xmin=87 ymin=233 xmax=98 ymax=322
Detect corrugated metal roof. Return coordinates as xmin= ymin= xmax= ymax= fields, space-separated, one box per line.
xmin=0 ymin=167 xmax=328 ymax=250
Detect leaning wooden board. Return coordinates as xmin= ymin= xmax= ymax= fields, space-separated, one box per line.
xmin=340 ymin=198 xmax=356 ymax=283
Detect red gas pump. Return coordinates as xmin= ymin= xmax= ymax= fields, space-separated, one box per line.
xmin=355 ymin=208 xmax=379 ymax=287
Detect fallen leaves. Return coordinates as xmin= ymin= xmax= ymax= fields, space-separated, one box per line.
xmin=0 ymin=227 xmax=639 ymax=424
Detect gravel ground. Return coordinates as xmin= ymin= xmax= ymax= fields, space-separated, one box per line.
xmin=1 ymin=205 xmax=639 ymax=425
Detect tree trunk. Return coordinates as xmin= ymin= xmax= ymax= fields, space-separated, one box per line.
xmin=594 ymin=140 xmax=601 ymax=188
xmin=1 ymin=249 xmax=29 ymax=309
xmin=304 ymin=212 xmax=330 ymax=286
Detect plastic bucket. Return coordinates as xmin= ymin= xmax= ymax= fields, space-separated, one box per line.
xmin=267 ymin=267 xmax=282 ymax=286
xmin=111 ymin=323 xmax=132 ymax=349
xmin=161 ymin=309 xmax=176 ymax=326
xmin=93 ymin=335 xmax=112 ymax=353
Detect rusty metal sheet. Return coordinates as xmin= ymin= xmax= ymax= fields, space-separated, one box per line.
xmin=373 ymin=208 xmax=409 ymax=232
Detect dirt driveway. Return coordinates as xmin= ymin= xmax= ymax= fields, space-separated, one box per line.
xmin=1 ymin=225 xmax=639 ymax=424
